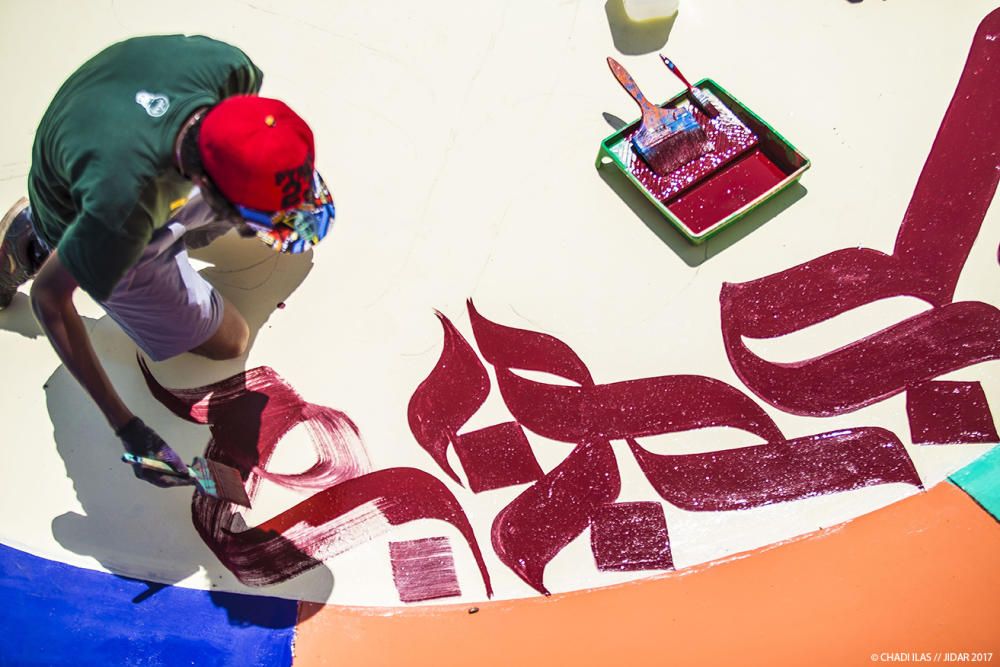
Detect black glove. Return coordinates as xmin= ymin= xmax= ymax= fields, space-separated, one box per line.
xmin=116 ymin=417 xmax=191 ymax=488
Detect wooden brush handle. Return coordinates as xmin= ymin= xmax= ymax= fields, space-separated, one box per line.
xmin=607 ymin=57 xmax=657 ymax=115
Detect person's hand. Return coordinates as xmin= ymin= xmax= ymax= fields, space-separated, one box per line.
xmin=116 ymin=417 xmax=191 ymax=488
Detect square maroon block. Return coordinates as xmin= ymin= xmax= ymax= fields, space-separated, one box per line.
xmin=590 ymin=501 xmax=673 ymax=572
xmin=906 ymin=381 xmax=999 ymax=445
xmin=453 ymin=421 xmax=543 ymax=493
xmin=389 ymin=537 xmax=461 ymax=603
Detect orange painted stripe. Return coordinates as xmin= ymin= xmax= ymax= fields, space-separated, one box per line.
xmin=294 ymin=484 xmax=1000 ymax=667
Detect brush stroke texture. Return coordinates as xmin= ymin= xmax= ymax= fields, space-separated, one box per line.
xmin=140 ymin=361 xmax=493 ymax=596
xmin=411 ymin=302 xmax=920 ymax=594
xmin=407 ymin=312 xmax=491 ymax=484
xmin=627 ymin=428 xmax=921 ymax=511
xmin=590 ymin=502 xmax=673 ymax=572
xmin=906 ymin=381 xmax=999 ymax=445
xmin=720 ymin=10 xmax=1000 ymax=417
xmin=389 ymin=537 xmax=462 ymax=603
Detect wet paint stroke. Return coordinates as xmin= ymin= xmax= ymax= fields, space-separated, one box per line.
xmin=410 ymin=303 xmax=920 ymax=594
xmin=389 ymin=537 xmax=462 ymax=603
xmin=198 ymin=467 xmax=493 ymax=594
xmin=492 ymin=441 xmax=620 ymax=596
xmin=128 ymin=13 xmax=994 ymax=601
xmin=452 ymin=422 xmax=543 ymax=493
xmin=466 ymin=300 xmax=782 ymax=444
xmin=137 ymin=358 xmax=370 ymax=490
xmin=628 ymin=428 xmax=921 ymax=511
xmin=407 ymin=312 xmax=491 ymax=485
xmin=590 ymin=502 xmax=673 ymax=572
xmin=139 ymin=361 xmax=493 ymax=597
xmin=906 ymin=381 xmax=999 ymax=445
xmin=720 ymin=10 xmax=1000 ymax=417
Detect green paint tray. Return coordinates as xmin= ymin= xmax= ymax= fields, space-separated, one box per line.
xmin=596 ymin=78 xmax=810 ymax=243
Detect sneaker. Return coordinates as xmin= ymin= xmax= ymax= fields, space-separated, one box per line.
xmin=0 ymin=197 xmax=47 ymax=310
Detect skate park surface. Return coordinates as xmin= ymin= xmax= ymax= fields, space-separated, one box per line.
xmin=0 ymin=1 xmax=998 ymax=665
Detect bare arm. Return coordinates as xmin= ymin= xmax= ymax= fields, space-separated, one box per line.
xmin=31 ymin=250 xmax=188 ymax=486
xmin=30 ymin=249 xmax=133 ymax=430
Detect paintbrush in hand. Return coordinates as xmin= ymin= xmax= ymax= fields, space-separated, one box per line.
xmin=122 ymin=453 xmax=252 ymax=508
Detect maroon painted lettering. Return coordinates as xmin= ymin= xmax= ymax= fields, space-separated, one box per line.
xmin=139 ymin=359 xmax=493 ymax=597
xmin=720 ymin=11 xmax=1000 ymax=416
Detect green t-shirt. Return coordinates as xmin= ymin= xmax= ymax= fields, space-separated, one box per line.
xmin=28 ymin=34 xmax=263 ymax=301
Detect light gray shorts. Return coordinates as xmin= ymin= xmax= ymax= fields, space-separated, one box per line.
xmin=98 ymin=193 xmax=227 ymax=361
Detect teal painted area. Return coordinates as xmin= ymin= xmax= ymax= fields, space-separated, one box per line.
xmin=949 ymin=445 xmax=1000 ymax=521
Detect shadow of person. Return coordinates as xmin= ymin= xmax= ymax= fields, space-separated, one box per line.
xmin=45 ymin=229 xmax=335 ymax=627
xmin=0 ymin=293 xmax=45 ymax=339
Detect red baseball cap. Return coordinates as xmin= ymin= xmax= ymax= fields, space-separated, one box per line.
xmin=198 ymin=95 xmax=315 ymax=212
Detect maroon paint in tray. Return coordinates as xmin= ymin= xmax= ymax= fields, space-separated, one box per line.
xmin=620 ymin=105 xmax=759 ymax=205
xmin=613 ymin=89 xmax=800 ymax=237
xmin=667 ymin=149 xmax=788 ymax=234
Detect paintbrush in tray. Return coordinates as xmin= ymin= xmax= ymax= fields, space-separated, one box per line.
xmin=122 ymin=453 xmax=253 ymax=508
xmin=607 ymin=56 xmax=709 ymax=175
xmin=660 ymin=55 xmax=720 ymax=118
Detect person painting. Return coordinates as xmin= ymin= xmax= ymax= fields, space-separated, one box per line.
xmin=0 ymin=35 xmax=334 ymax=487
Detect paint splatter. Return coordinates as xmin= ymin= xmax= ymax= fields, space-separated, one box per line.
xmin=906 ymin=381 xmax=999 ymax=445
xmin=389 ymin=537 xmax=462 ymax=603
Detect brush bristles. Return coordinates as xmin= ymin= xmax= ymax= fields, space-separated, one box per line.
xmin=204 ymin=459 xmax=252 ymax=508
xmin=634 ymin=120 xmax=708 ymax=175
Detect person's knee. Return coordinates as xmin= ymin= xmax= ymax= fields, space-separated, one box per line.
xmin=215 ymin=320 xmax=249 ymax=360
xmin=209 ymin=333 xmax=248 ymax=360
xmin=195 ymin=315 xmax=249 ymax=360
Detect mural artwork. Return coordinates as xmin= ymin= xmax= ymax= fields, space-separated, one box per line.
xmin=139 ymin=11 xmax=998 ymax=602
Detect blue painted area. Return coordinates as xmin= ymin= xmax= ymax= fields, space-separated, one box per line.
xmin=950 ymin=445 xmax=1000 ymax=521
xmin=0 ymin=543 xmax=296 ymax=666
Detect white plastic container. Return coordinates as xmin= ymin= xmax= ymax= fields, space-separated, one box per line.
xmin=622 ymin=0 xmax=679 ymax=22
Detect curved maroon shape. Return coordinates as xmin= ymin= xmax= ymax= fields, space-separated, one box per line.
xmin=891 ymin=9 xmax=1000 ymax=300
xmin=140 ymin=360 xmax=493 ymax=596
xmin=721 ymin=300 xmax=1000 ymax=416
xmin=492 ymin=369 xmax=784 ymax=444
xmin=492 ymin=441 xmax=620 ymax=595
xmin=407 ymin=312 xmax=491 ymax=483
xmin=628 ymin=428 xmax=921 ymax=512
xmin=721 ymin=248 xmax=935 ymax=339
xmin=467 ymin=299 xmax=594 ymax=385
xmin=138 ymin=357 xmax=369 ymax=488
xmin=720 ymin=10 xmax=1000 ymax=417
xmin=467 ymin=301 xmax=783 ymax=444
xmin=194 ymin=467 xmax=493 ymax=596
xmin=462 ymin=304 xmax=926 ymax=592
